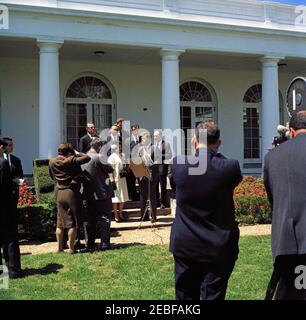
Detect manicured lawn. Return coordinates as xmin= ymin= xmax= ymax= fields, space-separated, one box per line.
xmin=0 ymin=235 xmax=272 ymax=300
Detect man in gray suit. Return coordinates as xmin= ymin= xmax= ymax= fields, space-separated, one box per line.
xmin=81 ymin=138 xmax=114 ymax=252
xmin=264 ymin=111 xmax=306 ymax=300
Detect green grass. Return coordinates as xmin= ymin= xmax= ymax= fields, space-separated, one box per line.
xmin=0 ymin=236 xmax=272 ymax=300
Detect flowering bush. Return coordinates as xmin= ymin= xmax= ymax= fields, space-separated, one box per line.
xmin=234 ymin=176 xmax=271 ymax=225
xmin=18 ymin=181 xmax=37 ymax=206
xmin=234 ymin=176 xmax=267 ymax=197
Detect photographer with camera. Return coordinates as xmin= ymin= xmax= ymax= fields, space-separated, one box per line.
xmin=264 ymin=111 xmax=306 ymax=299
xmin=272 ymin=124 xmax=290 ymax=148
xmin=49 ymin=143 xmax=91 ymax=254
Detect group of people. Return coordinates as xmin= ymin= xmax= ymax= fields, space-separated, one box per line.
xmin=2 ymin=112 xmax=306 ymax=300
xmin=0 ymin=137 xmax=24 ymax=279
xmin=171 ymin=112 xmax=306 ymax=300
xmin=48 ymin=117 xmax=173 ymax=253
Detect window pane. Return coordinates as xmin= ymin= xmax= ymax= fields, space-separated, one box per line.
xmin=243 ymin=107 xmax=260 ymax=159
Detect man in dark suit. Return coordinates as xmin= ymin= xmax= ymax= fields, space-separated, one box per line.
xmin=137 ymin=132 xmax=159 ymax=222
xmin=79 ymin=123 xmax=98 ymax=153
xmin=3 ymin=137 xmax=24 ymax=205
xmin=153 ymin=130 xmax=172 ymax=208
xmin=125 ymin=124 xmax=140 ymax=201
xmin=170 ymin=121 xmax=242 ymax=300
xmin=81 ymin=138 xmax=115 ymax=251
xmin=0 ymin=138 xmax=23 ymax=279
xmin=264 ymin=111 xmax=306 ymax=300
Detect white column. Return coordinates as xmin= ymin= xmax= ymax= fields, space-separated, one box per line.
xmin=37 ymin=40 xmax=63 ymax=158
xmin=160 ymin=49 xmax=184 ymax=156
xmin=261 ymin=56 xmax=283 ymax=160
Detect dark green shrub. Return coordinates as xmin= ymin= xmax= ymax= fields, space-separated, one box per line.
xmin=33 ymin=158 xmax=55 ymax=202
xmin=18 ymin=204 xmax=56 ymax=240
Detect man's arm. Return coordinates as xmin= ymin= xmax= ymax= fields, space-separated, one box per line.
xmin=98 ymin=154 xmax=114 ymax=174
xmin=230 ymin=160 xmax=243 ymax=189
xmin=79 ymin=137 xmax=86 ymax=153
xmin=264 ymin=154 xmax=273 ymax=208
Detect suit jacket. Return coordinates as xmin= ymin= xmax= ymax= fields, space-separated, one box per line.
xmin=79 ymin=134 xmax=98 ymax=153
xmin=264 ymin=133 xmax=306 ymax=263
xmin=81 ymin=151 xmax=114 ymax=201
xmin=49 ymin=154 xmax=91 ymax=190
xmin=0 ymin=156 xmax=14 ymax=242
xmin=6 ymin=154 xmax=23 ymax=179
xmin=170 ymin=148 xmax=242 ymax=263
xmin=155 ymin=140 xmax=172 ymax=176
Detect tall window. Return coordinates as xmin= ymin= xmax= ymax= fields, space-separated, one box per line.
xmin=243 ymin=85 xmax=261 ymax=160
xmin=180 ymin=80 xmax=217 ymax=154
xmin=243 ymin=84 xmax=284 ymax=162
xmin=65 ymin=75 xmax=115 ymax=149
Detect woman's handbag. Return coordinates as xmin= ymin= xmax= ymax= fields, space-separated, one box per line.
xmin=119 ymin=166 xmax=129 ymax=178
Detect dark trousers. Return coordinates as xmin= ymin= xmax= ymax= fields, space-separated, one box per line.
xmin=274 ymin=255 xmax=306 ymax=300
xmin=126 ymin=170 xmax=139 ymax=201
xmin=1 ymin=198 xmax=22 ymax=278
xmin=174 ymin=226 xmax=239 ymax=300
xmin=174 ymin=254 xmax=237 ymax=300
xmin=156 ymin=173 xmax=170 ymax=207
xmin=84 ymin=199 xmax=112 ymax=247
xmin=139 ymin=171 xmax=158 ymax=221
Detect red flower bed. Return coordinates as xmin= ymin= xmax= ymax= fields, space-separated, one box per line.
xmin=18 ymin=181 xmax=37 ymax=206
xmin=234 ymin=176 xmax=267 ymax=197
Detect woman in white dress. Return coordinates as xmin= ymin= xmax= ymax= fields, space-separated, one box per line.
xmin=108 ymin=144 xmax=130 ymax=222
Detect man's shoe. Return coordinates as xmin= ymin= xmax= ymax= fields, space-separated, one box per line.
xmin=98 ymin=243 xmax=112 ymax=251
xmin=79 ymin=247 xmax=94 ymax=253
xmin=9 ymin=270 xmax=24 ymax=279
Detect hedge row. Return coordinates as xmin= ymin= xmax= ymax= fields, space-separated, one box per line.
xmin=18 ymin=204 xmax=56 ymax=240
xmin=17 ymin=161 xmax=272 ymax=240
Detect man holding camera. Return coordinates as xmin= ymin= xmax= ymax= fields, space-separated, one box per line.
xmin=170 ymin=121 xmax=242 ymax=300
xmin=264 ymin=111 xmax=306 ymax=300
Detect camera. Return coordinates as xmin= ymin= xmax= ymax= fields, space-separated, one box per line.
xmin=272 ymin=125 xmax=290 ymax=147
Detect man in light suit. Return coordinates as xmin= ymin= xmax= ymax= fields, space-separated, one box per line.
xmin=170 ymin=121 xmax=242 ymax=300
xmin=153 ymin=130 xmax=172 ymax=208
xmin=264 ymin=111 xmax=306 ymax=300
xmin=79 ymin=123 xmax=98 ymax=153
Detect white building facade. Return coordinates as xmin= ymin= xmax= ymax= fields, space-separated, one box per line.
xmin=1 ymin=0 xmax=306 ymax=174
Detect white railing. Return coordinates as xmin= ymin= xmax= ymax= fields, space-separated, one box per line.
xmin=0 ymin=0 xmax=300 ymax=28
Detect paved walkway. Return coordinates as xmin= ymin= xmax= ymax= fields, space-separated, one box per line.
xmin=19 ymin=223 xmax=271 ymax=256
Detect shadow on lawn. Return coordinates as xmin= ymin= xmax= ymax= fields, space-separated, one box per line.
xmin=111 ymin=242 xmax=146 ymax=250
xmin=23 ymin=263 xmax=63 ymax=277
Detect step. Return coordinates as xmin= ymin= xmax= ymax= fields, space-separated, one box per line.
xmin=110 ymin=215 xmax=174 ymax=231
xmin=119 ymin=207 xmax=171 ymax=219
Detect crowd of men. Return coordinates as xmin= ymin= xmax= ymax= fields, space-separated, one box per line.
xmin=49 ymin=117 xmax=173 ymax=254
